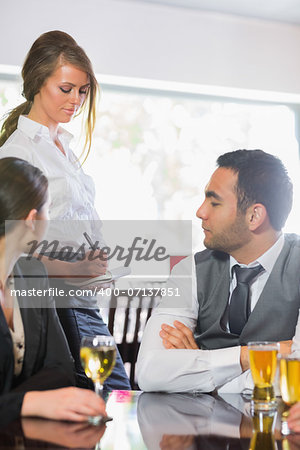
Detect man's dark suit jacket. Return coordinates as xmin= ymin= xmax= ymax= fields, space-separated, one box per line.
xmin=0 ymin=257 xmax=75 ymax=426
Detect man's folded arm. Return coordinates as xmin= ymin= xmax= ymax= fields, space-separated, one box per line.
xmin=136 ymin=311 xmax=243 ymax=393
xmin=137 ymin=256 xmax=250 ymax=393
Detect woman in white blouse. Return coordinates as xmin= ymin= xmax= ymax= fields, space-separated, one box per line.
xmin=0 ymin=30 xmax=130 ymax=390
xmin=0 ymin=157 xmax=106 ymax=424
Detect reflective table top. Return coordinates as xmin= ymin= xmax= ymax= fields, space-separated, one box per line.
xmin=1 ymin=390 xmax=299 ymax=449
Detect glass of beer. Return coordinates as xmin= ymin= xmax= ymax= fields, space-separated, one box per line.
xmin=279 ymin=355 xmax=300 ymax=435
xmin=248 ymin=341 xmax=279 ymax=411
xmin=249 ymin=409 xmax=277 ymax=450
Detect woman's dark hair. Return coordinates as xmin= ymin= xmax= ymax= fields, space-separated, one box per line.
xmin=0 ymin=30 xmax=98 ymax=161
xmin=0 ymin=157 xmax=48 ymax=237
xmin=217 ymin=149 xmax=293 ymax=230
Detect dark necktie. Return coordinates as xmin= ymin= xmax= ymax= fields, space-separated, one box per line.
xmin=229 ymin=264 xmax=264 ymax=335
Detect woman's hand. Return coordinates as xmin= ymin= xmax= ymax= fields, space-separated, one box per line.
xmin=37 ymin=249 xmax=108 ymax=279
xmin=288 ymin=402 xmax=300 ymax=433
xmin=22 ymin=418 xmax=106 ymax=448
xmin=39 ymin=249 xmax=108 ymax=279
xmin=71 ymin=250 xmax=108 ymax=278
xmin=21 ymin=387 xmax=107 ymax=422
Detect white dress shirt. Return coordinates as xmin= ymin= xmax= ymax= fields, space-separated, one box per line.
xmin=0 ymin=116 xmax=105 ymax=249
xmin=137 ymin=234 xmax=298 ymax=393
xmin=292 ymin=316 xmax=300 ymax=354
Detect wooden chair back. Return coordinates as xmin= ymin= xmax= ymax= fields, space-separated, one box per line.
xmin=108 ymin=287 xmax=163 ymax=389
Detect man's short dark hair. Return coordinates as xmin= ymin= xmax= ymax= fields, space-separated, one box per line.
xmin=217 ymin=149 xmax=293 ymax=231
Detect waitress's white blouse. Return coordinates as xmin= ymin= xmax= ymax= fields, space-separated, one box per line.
xmin=0 ymin=115 xmax=105 ymax=250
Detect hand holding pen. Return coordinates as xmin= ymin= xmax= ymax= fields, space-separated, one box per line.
xmin=65 ymin=232 xmax=108 ymax=279
xmin=83 ymin=232 xmax=100 ymax=251
xmin=76 ymin=232 xmax=108 ymax=278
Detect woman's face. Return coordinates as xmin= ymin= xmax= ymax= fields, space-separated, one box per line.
xmin=32 ymin=64 xmax=90 ymax=128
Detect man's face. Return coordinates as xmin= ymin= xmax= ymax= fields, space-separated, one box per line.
xmin=196 ymin=167 xmax=252 ymax=254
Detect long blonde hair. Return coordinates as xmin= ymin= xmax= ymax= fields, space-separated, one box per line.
xmin=0 ymin=30 xmax=98 ymax=161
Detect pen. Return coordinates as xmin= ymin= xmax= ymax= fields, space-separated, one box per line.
xmin=101 ymin=415 xmax=113 ymax=423
xmin=83 ymin=232 xmax=99 ymax=251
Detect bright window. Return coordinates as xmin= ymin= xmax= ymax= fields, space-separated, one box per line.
xmin=1 ymin=74 xmax=299 ymax=251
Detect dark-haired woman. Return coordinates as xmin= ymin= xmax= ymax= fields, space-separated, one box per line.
xmin=0 ymin=157 xmax=106 ymax=424
xmin=0 ymin=30 xmax=130 ymax=390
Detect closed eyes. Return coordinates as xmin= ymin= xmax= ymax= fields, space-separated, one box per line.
xmin=60 ymin=87 xmax=89 ymax=95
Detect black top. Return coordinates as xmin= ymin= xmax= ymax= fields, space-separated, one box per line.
xmin=0 ymin=257 xmax=75 ymax=426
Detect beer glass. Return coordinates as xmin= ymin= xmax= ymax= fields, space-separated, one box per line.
xmin=279 ymin=355 xmax=300 ymax=435
xmin=248 ymin=341 xmax=279 ymax=410
xmin=249 ymin=410 xmax=277 ymax=450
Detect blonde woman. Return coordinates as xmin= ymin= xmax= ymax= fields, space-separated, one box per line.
xmin=0 ymin=31 xmax=130 ymax=390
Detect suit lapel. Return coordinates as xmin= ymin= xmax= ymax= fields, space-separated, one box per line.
xmin=13 ymin=262 xmax=42 ymax=378
xmin=197 ymin=257 xmax=230 ymax=330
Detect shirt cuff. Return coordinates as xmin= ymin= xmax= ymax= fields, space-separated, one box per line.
xmin=207 ymin=346 xmax=242 ymax=389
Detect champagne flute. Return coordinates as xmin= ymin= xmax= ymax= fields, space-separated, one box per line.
xmin=80 ymin=335 xmax=116 ymax=424
xmin=279 ymin=355 xmax=300 ymax=435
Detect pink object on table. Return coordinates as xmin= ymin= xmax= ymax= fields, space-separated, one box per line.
xmin=170 ymin=256 xmax=187 ymax=272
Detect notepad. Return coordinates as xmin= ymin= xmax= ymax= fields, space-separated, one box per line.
xmin=65 ymin=266 xmax=131 ymax=287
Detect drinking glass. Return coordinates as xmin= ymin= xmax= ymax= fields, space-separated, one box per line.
xmin=80 ymin=335 xmax=117 ymax=395
xmin=279 ymin=355 xmax=300 ymax=435
xmin=80 ymin=335 xmax=116 ymax=424
xmin=249 ymin=409 xmax=277 ymax=450
xmin=248 ymin=341 xmax=279 ymax=411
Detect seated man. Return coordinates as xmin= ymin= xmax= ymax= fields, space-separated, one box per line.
xmin=137 ymin=149 xmax=300 ymax=393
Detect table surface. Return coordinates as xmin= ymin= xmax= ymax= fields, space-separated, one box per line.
xmin=0 ymin=390 xmax=299 ymax=449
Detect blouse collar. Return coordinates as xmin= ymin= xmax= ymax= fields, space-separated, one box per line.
xmin=18 ymin=115 xmax=73 ymax=146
